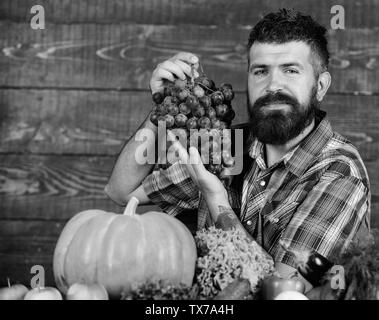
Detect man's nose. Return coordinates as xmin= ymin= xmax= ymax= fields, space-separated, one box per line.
xmin=266 ymin=70 xmax=283 ymax=93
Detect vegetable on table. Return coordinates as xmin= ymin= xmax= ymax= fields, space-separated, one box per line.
xmin=53 ymin=197 xmax=197 ymax=299
xmin=0 ymin=279 xmax=29 ymax=300
xmin=274 ymin=290 xmax=309 ymax=300
xmin=66 ymin=283 xmax=109 ymax=300
xmin=213 ymin=278 xmax=251 ymax=300
xmin=261 ymin=275 xmax=305 ymax=300
xmin=121 ymin=280 xmax=199 ymax=300
xmin=195 ymin=227 xmax=276 ymax=299
xmin=24 ymin=286 xmax=63 ymax=300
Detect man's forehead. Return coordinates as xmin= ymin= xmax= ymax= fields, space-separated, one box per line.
xmin=249 ymin=41 xmax=312 ymax=65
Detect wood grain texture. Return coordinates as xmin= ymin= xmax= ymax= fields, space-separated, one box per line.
xmin=1 ymin=89 xmax=378 ymax=157
xmin=0 ymin=154 xmax=122 ymax=220
xmin=0 ymin=0 xmax=378 ymax=28
xmin=0 ymin=154 xmax=199 ymax=221
xmin=0 ymin=89 xmax=154 ymax=155
xmin=0 ymin=151 xmax=378 ymax=222
xmin=0 ymin=220 xmax=61 ymax=286
xmin=1 ymin=22 xmax=379 ymax=93
xmin=0 ymin=209 xmax=197 ymax=287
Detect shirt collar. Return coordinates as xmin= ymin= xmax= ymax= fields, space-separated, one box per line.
xmin=249 ymin=109 xmax=333 ymax=177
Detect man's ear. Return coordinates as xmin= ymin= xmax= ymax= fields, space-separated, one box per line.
xmin=316 ymin=71 xmax=331 ymax=102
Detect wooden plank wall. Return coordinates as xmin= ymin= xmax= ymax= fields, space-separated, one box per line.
xmin=0 ymin=0 xmax=378 ymax=287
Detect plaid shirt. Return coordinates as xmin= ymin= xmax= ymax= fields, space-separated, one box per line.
xmin=142 ymin=110 xmax=371 ymax=268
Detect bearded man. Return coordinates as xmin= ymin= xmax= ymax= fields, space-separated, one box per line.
xmin=105 ymin=9 xmax=371 ymax=293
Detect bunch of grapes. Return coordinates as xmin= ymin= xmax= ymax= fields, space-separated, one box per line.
xmin=149 ymin=67 xmax=236 ymax=175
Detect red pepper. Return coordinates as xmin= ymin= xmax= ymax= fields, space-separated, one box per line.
xmin=262 ymin=275 xmax=305 ymax=300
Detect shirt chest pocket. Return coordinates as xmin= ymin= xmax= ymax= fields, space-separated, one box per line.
xmin=262 ymin=188 xmax=306 ymax=232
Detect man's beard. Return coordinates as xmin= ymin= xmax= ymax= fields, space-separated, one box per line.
xmin=247 ymin=86 xmax=320 ymax=145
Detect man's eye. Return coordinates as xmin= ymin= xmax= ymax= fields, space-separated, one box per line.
xmin=254 ymin=69 xmax=267 ymax=76
xmin=285 ymin=69 xmax=299 ymax=74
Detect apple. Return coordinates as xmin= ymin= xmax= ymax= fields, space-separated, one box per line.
xmin=0 ymin=280 xmax=29 ymax=300
xmin=274 ymin=290 xmax=309 ymax=300
xmin=24 ymin=286 xmax=63 ymax=300
xmin=262 ymin=275 xmax=305 ymax=300
xmin=66 ymin=283 xmax=109 ymax=300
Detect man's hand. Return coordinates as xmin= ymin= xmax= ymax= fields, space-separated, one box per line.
xmin=167 ymin=130 xmax=230 ymax=219
xmin=149 ymin=52 xmax=200 ymax=94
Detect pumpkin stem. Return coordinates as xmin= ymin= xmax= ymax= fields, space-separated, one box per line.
xmin=123 ymin=197 xmax=139 ymax=216
xmin=7 ymin=278 xmax=10 ymax=288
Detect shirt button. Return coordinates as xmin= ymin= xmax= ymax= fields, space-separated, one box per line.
xmin=271 ymin=217 xmax=279 ymax=223
xmin=246 ymin=220 xmax=252 ymax=226
xmin=259 ymin=180 xmax=266 ymax=187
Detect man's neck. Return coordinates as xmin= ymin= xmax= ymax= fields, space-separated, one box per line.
xmin=265 ymin=118 xmax=315 ymax=168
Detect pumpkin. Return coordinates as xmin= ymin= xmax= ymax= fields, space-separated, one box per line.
xmin=66 ymin=283 xmax=109 ymax=300
xmin=53 ymin=197 xmax=197 ymax=298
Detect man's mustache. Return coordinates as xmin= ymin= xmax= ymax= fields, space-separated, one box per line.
xmin=253 ymin=92 xmax=299 ymax=109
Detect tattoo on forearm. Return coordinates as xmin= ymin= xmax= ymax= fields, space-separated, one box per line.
xmin=215 ymin=206 xmax=255 ymax=242
xmin=215 ymin=206 xmax=240 ymax=229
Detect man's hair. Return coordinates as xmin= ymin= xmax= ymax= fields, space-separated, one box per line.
xmin=247 ymin=8 xmax=329 ymax=75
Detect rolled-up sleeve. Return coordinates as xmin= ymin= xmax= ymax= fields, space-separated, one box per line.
xmin=275 ymin=175 xmax=371 ymax=268
xmin=142 ymin=162 xmax=200 ymax=216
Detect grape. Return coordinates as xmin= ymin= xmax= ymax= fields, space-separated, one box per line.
xmin=186 ymin=117 xmax=199 ymax=130
xmin=164 ymin=114 xmax=175 ymax=128
xmin=199 ymin=95 xmax=212 ymax=109
xmin=163 ymin=85 xmax=174 ymax=97
xmin=174 ymin=78 xmax=187 ymax=89
xmin=220 ymin=87 xmax=235 ymax=101
xmin=210 ymin=152 xmax=222 ymax=165
xmin=211 ymin=118 xmax=221 ymax=129
xmin=167 ymin=103 xmax=179 ymax=116
xmin=175 ymin=113 xmax=188 ymax=127
xmin=157 ymin=115 xmax=166 ymax=124
xmin=177 ymin=89 xmax=191 ymax=102
xmin=209 ymin=128 xmax=222 ymax=143
xmin=150 ymin=113 xmax=159 ymax=126
xmin=179 ymin=103 xmax=191 ymax=116
xmin=152 ymin=92 xmax=164 ymax=104
xmin=219 ymin=121 xmax=229 ymax=129
xmin=193 ymin=85 xmax=205 ymax=98
xmin=224 ymin=108 xmax=235 ymax=121
xmin=152 ymin=105 xmax=159 ymax=113
xmin=157 ymin=104 xmax=168 ymax=115
xmin=208 ymin=164 xmax=223 ymax=175
xmin=220 ymin=83 xmax=233 ymax=90
xmin=186 ymin=95 xmax=200 ymax=110
xmin=193 ymin=106 xmax=206 ymax=118
xmin=198 ymin=116 xmax=211 ymax=129
xmin=215 ymin=104 xmax=229 ymax=118
xmin=211 ymin=91 xmax=224 ymax=106
xmin=170 ymin=86 xmax=181 ymax=100
xmin=222 ymin=150 xmax=235 ymax=167
xmin=164 ymin=96 xmax=178 ymax=107
xmin=206 ymin=107 xmax=217 ymax=119
xmin=150 ymin=68 xmax=236 ymax=176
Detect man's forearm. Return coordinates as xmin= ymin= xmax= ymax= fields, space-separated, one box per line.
xmin=214 ymin=205 xmax=257 ymax=242
xmin=206 ymin=195 xmax=256 ymax=242
xmin=105 ymin=114 xmax=157 ymax=205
